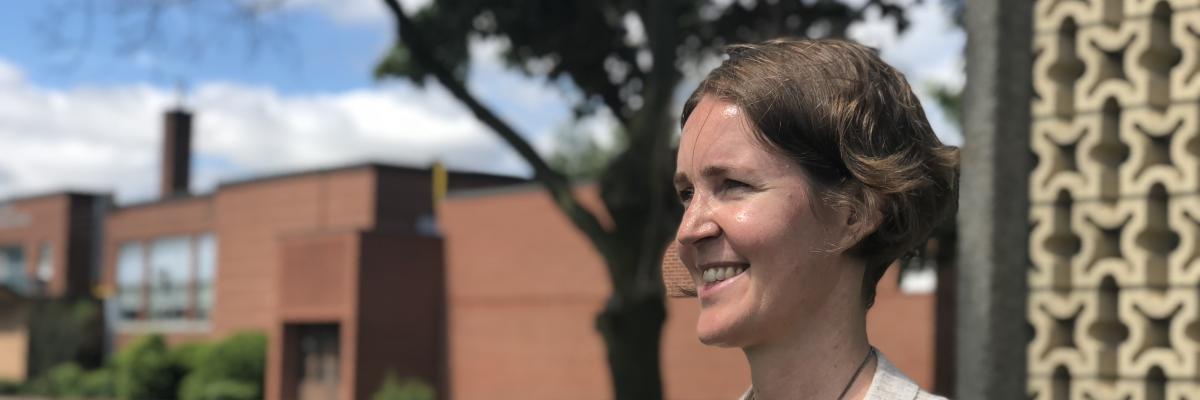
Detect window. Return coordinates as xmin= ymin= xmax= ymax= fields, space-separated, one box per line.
xmin=196 ymin=234 xmax=217 ymax=319
xmin=149 ymin=236 xmax=190 ymax=320
xmin=0 ymin=245 xmax=27 ymax=294
xmin=115 ymin=233 xmax=217 ymax=323
xmin=36 ymin=242 xmax=53 ymax=284
xmin=115 ymin=242 xmax=144 ymax=320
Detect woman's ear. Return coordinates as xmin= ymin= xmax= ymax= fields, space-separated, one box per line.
xmin=836 ymin=186 xmax=886 ymax=251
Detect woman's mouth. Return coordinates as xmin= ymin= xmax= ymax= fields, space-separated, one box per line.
xmin=698 ymin=264 xmax=750 ymax=298
xmin=701 ymin=265 xmax=748 ymax=284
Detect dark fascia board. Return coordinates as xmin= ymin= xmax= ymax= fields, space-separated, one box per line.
xmin=0 ymin=190 xmax=111 ymax=206
xmin=108 ymin=192 xmax=215 ymax=213
xmin=444 ymin=178 xmax=595 ymax=200
xmin=115 ymin=161 xmax=527 ymax=210
xmin=217 ymin=161 xmax=527 ymax=191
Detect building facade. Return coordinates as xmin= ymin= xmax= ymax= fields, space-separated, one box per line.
xmin=0 ymin=192 xmax=107 ymax=381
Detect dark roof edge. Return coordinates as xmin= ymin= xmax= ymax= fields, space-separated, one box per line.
xmin=110 ymin=193 xmax=215 ymax=212
xmin=445 ymin=178 xmax=596 ymax=200
xmin=217 ymin=161 xmax=525 ymax=191
xmin=0 ymin=190 xmax=111 ymax=205
xmin=114 ymin=161 xmax=527 ymax=211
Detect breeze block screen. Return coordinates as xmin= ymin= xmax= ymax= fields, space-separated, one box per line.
xmin=1029 ymin=0 xmax=1200 ymax=398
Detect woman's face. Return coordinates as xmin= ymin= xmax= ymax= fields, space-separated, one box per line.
xmin=674 ymin=96 xmax=857 ymax=348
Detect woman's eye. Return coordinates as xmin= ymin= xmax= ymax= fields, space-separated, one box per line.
xmin=721 ymin=179 xmax=752 ymax=191
xmin=677 ymin=188 xmax=694 ymax=203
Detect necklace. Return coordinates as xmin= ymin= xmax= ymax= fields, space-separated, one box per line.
xmin=746 ymin=347 xmax=876 ymax=400
xmin=835 ymin=347 xmax=876 ymax=400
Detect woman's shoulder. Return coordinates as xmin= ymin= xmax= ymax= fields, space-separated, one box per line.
xmin=867 ymin=350 xmax=949 ymax=400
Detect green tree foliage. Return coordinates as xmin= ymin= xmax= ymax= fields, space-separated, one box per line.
xmin=548 ymin=125 xmax=625 ymax=180
xmin=371 ymin=371 xmax=435 ymax=400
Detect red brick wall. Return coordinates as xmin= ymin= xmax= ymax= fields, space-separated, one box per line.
xmin=209 ymin=168 xmax=376 ymax=336
xmin=269 ymin=231 xmax=361 ymax=400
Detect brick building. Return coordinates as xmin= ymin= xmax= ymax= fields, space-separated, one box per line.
xmin=0 ymin=108 xmax=947 ymax=398
xmin=0 ymin=192 xmax=107 ymax=381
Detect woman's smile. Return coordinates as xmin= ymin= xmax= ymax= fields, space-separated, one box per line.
xmin=697 ymin=263 xmax=750 ymax=298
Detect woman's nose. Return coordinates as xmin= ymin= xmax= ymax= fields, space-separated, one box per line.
xmin=676 ymin=203 xmax=720 ymax=245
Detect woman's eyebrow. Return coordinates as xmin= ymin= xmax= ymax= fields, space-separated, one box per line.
xmin=674 ymin=164 xmax=737 ymax=187
xmin=700 ymin=165 xmax=732 ymax=180
xmin=673 ymin=172 xmax=690 ymax=187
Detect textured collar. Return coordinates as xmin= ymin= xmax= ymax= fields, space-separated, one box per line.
xmin=737 ymin=349 xmax=932 ymax=400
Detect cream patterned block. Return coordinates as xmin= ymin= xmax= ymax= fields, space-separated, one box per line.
xmin=1126 ymin=0 xmax=1200 ymax=18
xmin=1119 ymin=191 xmax=1182 ymax=287
xmin=1033 ymin=29 xmax=1086 ymax=120
xmin=1171 ymin=10 xmax=1200 ymax=101
xmin=1075 ymin=16 xmax=1176 ymax=112
xmin=1031 ymin=203 xmax=1078 ymax=291
xmin=1072 ymin=194 xmax=1192 ymax=288
xmin=1168 ymin=381 xmax=1200 ymax=399
xmin=1168 ymin=197 xmax=1200 ymax=286
xmin=1120 ymin=103 xmax=1200 ymax=197
xmin=1027 ymin=376 xmax=1058 ymax=400
xmin=1030 ymin=290 xmax=1097 ymax=377
xmin=1030 ymin=113 xmax=1123 ymax=204
xmin=1118 ymin=288 xmax=1200 ymax=379
xmin=1070 ymin=201 xmax=1136 ymax=288
xmin=1026 ymin=377 xmax=1145 ymax=400
xmin=1036 ymin=0 xmax=1124 ymax=33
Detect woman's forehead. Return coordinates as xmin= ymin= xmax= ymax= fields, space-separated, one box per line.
xmin=682 ymin=97 xmax=743 ymax=137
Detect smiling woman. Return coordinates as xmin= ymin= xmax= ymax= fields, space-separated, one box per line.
xmin=670 ymin=38 xmax=958 ymax=400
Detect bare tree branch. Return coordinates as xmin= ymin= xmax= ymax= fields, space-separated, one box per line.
xmin=380 ymin=0 xmax=616 ymax=255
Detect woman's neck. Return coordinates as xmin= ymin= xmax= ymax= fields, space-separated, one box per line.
xmin=742 ymin=288 xmax=874 ymax=400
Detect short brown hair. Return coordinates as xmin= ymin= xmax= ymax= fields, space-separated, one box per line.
xmin=679 ymin=38 xmax=959 ymax=307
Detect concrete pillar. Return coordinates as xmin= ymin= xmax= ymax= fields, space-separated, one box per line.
xmin=955 ymin=0 xmax=1033 ymax=398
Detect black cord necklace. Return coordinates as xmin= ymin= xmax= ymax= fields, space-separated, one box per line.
xmin=747 ymin=347 xmax=877 ymax=400
xmin=835 ymin=347 xmax=876 ymax=400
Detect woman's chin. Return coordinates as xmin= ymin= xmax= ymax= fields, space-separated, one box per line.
xmin=695 ymin=313 xmax=750 ymax=348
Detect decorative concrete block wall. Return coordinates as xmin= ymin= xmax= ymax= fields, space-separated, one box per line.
xmin=1029 ymin=0 xmax=1200 ymax=398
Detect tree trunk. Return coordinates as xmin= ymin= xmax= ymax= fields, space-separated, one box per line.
xmin=596 ymin=291 xmax=667 ymax=400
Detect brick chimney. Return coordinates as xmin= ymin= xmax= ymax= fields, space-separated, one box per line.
xmin=161 ymin=108 xmax=192 ymax=198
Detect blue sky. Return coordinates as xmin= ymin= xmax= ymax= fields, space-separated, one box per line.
xmin=4 ymin=1 xmax=388 ymax=92
xmin=0 ymin=0 xmax=964 ymax=204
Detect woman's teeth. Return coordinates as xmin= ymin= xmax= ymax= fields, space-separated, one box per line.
xmin=702 ymin=266 xmax=746 ymax=284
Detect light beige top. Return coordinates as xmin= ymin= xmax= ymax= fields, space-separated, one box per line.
xmin=738 ymin=349 xmax=949 ymax=400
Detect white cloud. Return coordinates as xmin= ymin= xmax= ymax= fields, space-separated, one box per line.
xmin=0 ymin=57 xmax=539 ymax=205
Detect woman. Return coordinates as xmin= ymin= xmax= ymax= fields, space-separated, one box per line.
xmin=669 ymin=38 xmax=958 ymax=399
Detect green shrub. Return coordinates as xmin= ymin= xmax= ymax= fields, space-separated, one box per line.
xmin=21 ymin=362 xmax=115 ymax=398
xmin=114 ymin=334 xmax=184 ymax=400
xmin=184 ymin=379 xmax=259 ymax=400
xmin=0 ymin=379 xmax=21 ymax=395
xmin=25 ymin=362 xmax=85 ymax=397
xmin=372 ymin=372 xmax=434 ymax=400
xmin=169 ymin=341 xmax=213 ymax=372
xmin=178 ymin=332 xmax=266 ymax=400
xmin=79 ymin=366 xmax=116 ymax=397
